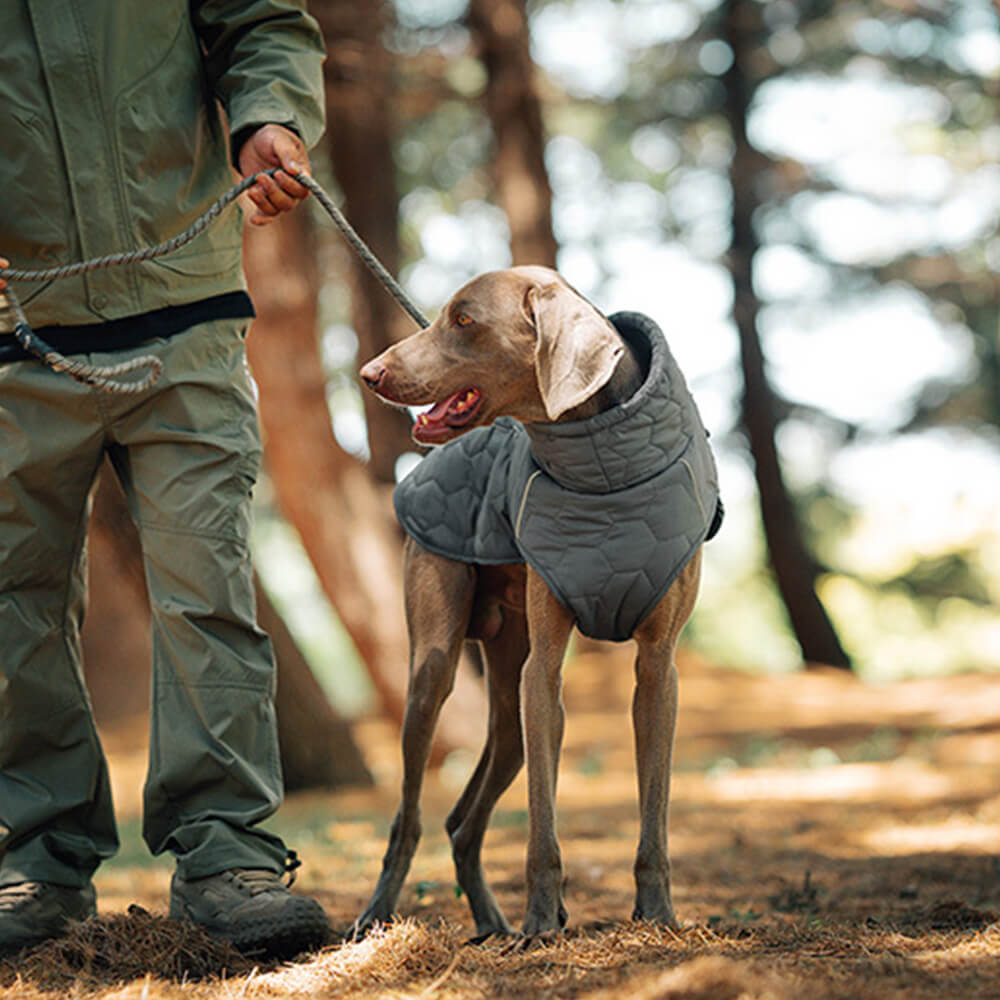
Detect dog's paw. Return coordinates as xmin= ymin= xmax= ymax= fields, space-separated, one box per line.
xmin=464 ymin=914 xmax=514 ymax=946
xmin=500 ymin=928 xmax=565 ymax=955
xmin=631 ymin=904 xmax=679 ymax=930
xmin=348 ymin=909 xmax=393 ymax=942
xmin=464 ymin=928 xmax=513 ymax=947
xmin=516 ymin=900 xmax=568 ymax=943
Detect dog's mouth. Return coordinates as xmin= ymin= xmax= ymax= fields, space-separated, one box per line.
xmin=413 ymin=387 xmax=483 ymax=444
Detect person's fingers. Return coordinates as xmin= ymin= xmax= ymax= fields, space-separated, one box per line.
xmin=271 ymin=129 xmax=309 ymax=172
xmin=271 ymin=167 xmax=310 ymax=201
xmin=248 ymin=173 xmax=299 ymax=222
xmin=247 ymin=167 xmax=307 ymax=209
xmin=270 ymin=134 xmax=311 ymax=199
xmin=0 ymin=257 xmax=9 ymax=292
xmin=238 ymin=125 xmax=313 ymax=223
xmin=246 ymin=189 xmax=275 ymax=219
xmin=246 ymin=192 xmax=280 ymax=226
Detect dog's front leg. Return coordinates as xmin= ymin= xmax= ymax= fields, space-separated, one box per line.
xmin=519 ymin=568 xmax=574 ymax=938
xmin=352 ymin=543 xmax=476 ymax=938
xmin=630 ymin=549 xmax=701 ymax=927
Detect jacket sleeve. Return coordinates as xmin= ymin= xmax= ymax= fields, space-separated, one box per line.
xmin=191 ymin=0 xmax=327 ymax=158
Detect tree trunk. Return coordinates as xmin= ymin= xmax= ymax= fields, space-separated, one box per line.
xmin=243 ymin=205 xmax=487 ymax=757
xmin=722 ymin=0 xmax=851 ymax=670
xmin=467 ymin=0 xmax=559 ymax=267
xmin=314 ymin=0 xmax=416 ymax=483
xmin=256 ymin=578 xmax=373 ymax=789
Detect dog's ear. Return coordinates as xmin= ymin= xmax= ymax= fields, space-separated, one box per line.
xmin=527 ymin=280 xmax=624 ymax=420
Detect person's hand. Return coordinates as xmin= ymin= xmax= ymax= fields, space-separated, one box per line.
xmin=237 ymin=124 xmax=312 ymax=226
xmin=0 ymin=258 xmax=9 ymax=293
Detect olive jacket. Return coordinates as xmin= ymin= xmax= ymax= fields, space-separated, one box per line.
xmin=1 ymin=0 xmax=326 ymax=330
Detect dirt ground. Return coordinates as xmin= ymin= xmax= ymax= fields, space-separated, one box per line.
xmin=3 ymin=646 xmax=1000 ymax=998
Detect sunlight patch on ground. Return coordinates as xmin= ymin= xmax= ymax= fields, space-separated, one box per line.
xmin=249 ymin=920 xmax=458 ymax=999
xmin=910 ymin=927 xmax=1000 ymax=976
xmin=862 ymin=817 xmax=1000 ymax=855
xmin=700 ymin=761 xmax=981 ymax=804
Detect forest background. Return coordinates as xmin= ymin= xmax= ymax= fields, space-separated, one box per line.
xmin=78 ymin=0 xmax=1000 ymax=829
xmin=6 ymin=1 xmax=1000 ymax=997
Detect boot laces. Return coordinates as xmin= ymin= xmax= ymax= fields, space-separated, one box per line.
xmin=231 ymin=850 xmax=301 ymax=895
xmin=0 ymin=882 xmax=45 ymax=911
xmin=283 ymin=849 xmax=302 ymax=888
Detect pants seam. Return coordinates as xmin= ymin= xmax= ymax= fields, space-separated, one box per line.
xmin=8 ymin=692 xmax=93 ymax=727
xmin=136 ymin=521 xmax=246 ymax=544
xmin=58 ymin=452 xmax=105 ymax=710
xmin=154 ymin=680 xmax=271 ymax=692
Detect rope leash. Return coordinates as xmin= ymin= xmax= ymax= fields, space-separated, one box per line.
xmin=0 ymin=169 xmax=430 ymax=393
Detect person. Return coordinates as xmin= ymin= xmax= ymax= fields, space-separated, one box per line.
xmin=0 ymin=0 xmax=330 ymax=958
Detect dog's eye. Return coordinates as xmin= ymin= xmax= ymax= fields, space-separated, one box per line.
xmin=454 ymin=313 xmax=474 ymax=328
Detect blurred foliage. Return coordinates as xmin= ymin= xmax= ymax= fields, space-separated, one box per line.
xmin=256 ymin=0 xmax=1000 ymax=694
xmin=884 ymin=551 xmax=992 ymax=608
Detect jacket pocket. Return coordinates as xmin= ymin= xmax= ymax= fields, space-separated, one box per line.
xmin=114 ymin=12 xmax=231 ymax=248
xmin=148 ymin=240 xmax=243 ymax=278
xmin=0 ymin=98 xmax=74 ymax=262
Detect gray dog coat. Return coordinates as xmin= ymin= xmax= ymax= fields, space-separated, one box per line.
xmin=393 ymin=311 xmax=722 ymax=642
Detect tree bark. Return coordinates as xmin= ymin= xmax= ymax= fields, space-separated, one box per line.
xmin=722 ymin=0 xmax=851 ymax=669
xmin=256 ymin=577 xmax=373 ymax=789
xmin=243 ymin=205 xmax=487 ymax=757
xmin=467 ymin=0 xmax=559 ymax=267
xmin=314 ymin=0 xmax=416 ymax=483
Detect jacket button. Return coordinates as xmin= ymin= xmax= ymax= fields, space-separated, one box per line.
xmin=92 ymin=295 xmax=109 ymax=310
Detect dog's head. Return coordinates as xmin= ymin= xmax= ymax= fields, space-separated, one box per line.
xmin=359 ymin=266 xmax=624 ymax=444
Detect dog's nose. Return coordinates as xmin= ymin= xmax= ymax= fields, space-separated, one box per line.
xmin=359 ymin=360 xmax=386 ymax=391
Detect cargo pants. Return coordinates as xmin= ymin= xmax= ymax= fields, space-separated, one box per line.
xmin=0 ymin=318 xmax=288 ymax=888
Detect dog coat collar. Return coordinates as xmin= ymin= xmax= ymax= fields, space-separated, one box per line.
xmin=523 ymin=311 xmax=682 ymax=494
xmin=394 ymin=311 xmax=722 ymax=641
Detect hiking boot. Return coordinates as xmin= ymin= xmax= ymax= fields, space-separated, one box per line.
xmin=169 ymin=858 xmax=329 ymax=959
xmin=0 ymin=881 xmax=97 ymax=952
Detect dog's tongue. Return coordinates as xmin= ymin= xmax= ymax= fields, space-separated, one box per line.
xmin=414 ymin=387 xmax=482 ymax=442
xmin=424 ymin=393 xmax=460 ymax=423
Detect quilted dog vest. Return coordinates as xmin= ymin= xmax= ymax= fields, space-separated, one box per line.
xmin=393 ymin=311 xmax=723 ymax=641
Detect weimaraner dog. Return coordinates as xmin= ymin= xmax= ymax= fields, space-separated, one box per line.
xmin=354 ymin=265 xmax=717 ymax=942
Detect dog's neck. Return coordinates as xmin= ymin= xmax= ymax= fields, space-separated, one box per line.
xmin=520 ymin=311 xmax=679 ymax=495
xmin=556 ymin=333 xmax=643 ymax=423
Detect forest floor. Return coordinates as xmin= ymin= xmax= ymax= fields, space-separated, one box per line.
xmin=3 ymin=646 xmax=1000 ymax=999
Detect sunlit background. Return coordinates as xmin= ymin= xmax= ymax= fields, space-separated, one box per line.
xmin=253 ymin=0 xmax=1000 ymax=712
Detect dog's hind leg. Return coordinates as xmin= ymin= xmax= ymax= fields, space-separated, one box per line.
xmin=630 ymin=548 xmax=702 ymax=927
xmin=446 ymin=612 xmax=530 ymax=939
xmin=352 ymin=541 xmax=476 ymax=938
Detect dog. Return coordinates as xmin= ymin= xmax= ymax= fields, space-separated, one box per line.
xmin=354 ymin=266 xmax=721 ymax=940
